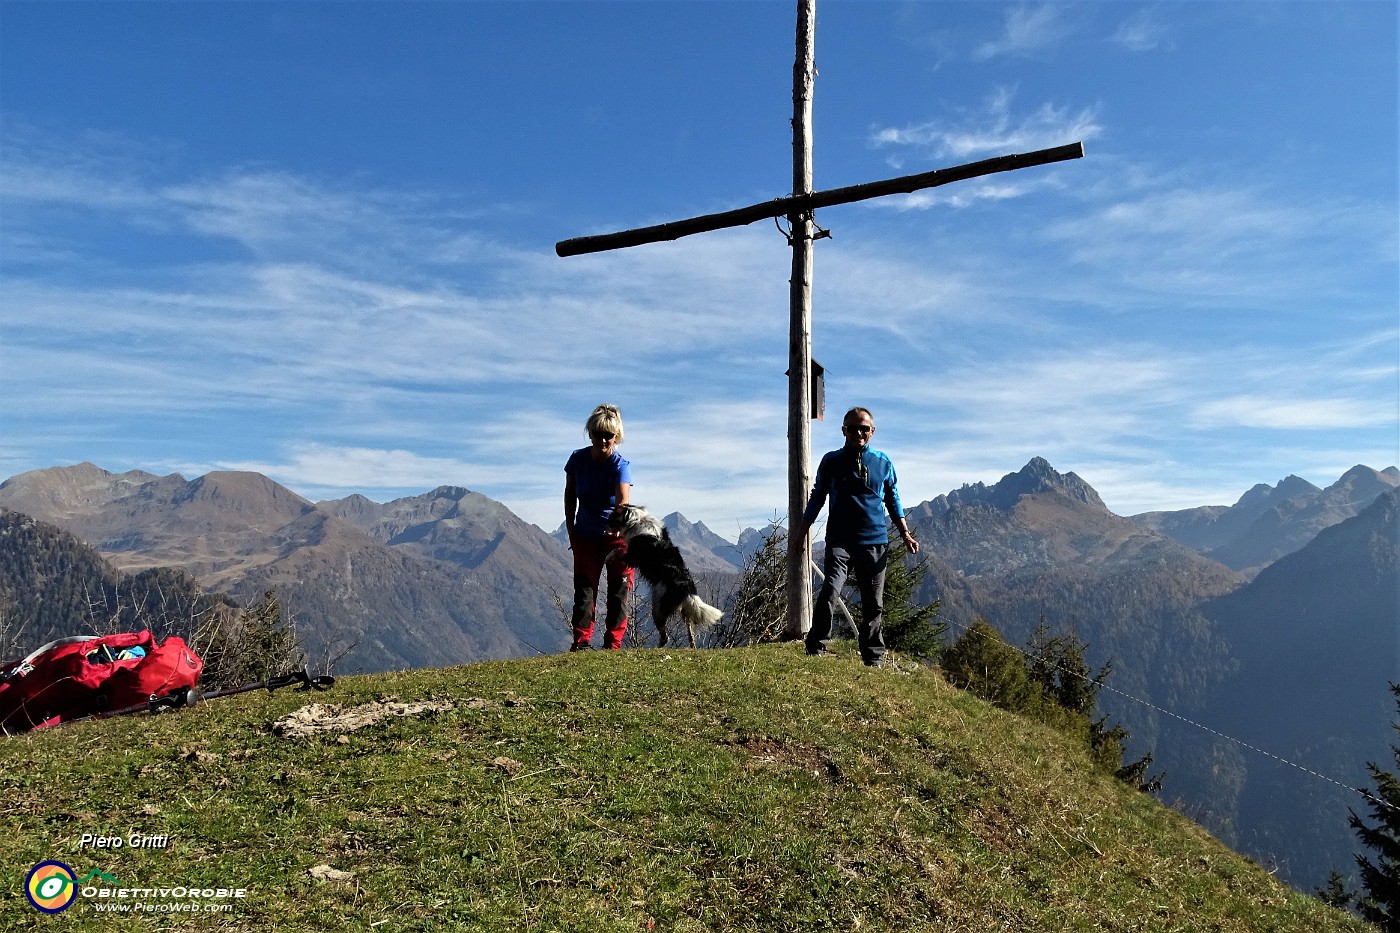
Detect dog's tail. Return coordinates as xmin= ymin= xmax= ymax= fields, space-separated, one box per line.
xmin=681 ymin=594 xmax=724 ymax=630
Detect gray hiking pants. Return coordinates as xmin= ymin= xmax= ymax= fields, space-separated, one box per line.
xmin=807 ymin=541 xmax=888 ymax=664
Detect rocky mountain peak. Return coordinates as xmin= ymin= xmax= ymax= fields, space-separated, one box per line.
xmin=662 ymin=511 xmax=745 ymax=573
xmin=663 ymin=511 xmax=696 ymax=533
xmin=0 ymin=462 xmax=167 ymax=518
xmin=1229 ymin=474 xmax=1320 ymax=514
xmin=662 ymin=511 xmax=727 ymax=542
xmin=1325 ymin=464 xmax=1400 ymax=507
xmin=1274 ymin=474 xmax=1322 ymax=501
xmin=1138 ymin=464 xmax=1396 ymax=573
xmin=929 ymin=458 xmax=1107 ymax=515
xmin=1232 ymin=483 xmax=1276 ymax=511
xmin=1003 ymin=458 xmax=1105 ymax=509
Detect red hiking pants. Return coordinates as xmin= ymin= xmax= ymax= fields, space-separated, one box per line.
xmin=569 ymin=534 xmax=634 ymax=649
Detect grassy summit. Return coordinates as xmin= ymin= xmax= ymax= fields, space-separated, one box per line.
xmin=2 ymin=645 xmax=1368 ymax=932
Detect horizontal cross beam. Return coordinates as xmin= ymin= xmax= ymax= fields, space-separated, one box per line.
xmin=556 ymin=141 xmax=1084 ymax=258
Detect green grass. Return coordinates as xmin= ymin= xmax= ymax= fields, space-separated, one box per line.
xmin=0 ymin=643 xmax=1372 ymax=932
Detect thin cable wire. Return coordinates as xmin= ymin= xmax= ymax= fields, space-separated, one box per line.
xmin=934 ymin=611 xmax=1397 ymax=814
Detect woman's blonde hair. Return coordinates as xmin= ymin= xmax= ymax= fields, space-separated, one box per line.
xmin=585 ymin=404 xmax=624 ymax=443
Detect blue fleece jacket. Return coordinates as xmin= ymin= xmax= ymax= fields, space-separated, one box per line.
xmin=803 ymin=445 xmax=905 ymax=546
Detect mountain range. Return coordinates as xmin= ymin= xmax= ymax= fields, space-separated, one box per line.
xmin=1133 ymin=464 xmax=1400 ymax=573
xmin=0 ymin=456 xmax=1395 ymax=894
xmin=904 ymin=457 xmax=1247 ymax=712
xmin=0 ymin=465 xmax=572 ymax=671
xmin=1190 ymin=488 xmax=1398 ymax=881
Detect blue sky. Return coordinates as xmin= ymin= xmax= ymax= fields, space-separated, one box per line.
xmin=2 ymin=1 xmax=1396 ymax=537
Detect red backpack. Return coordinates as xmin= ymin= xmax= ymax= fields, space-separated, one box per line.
xmin=0 ymin=631 xmax=203 ymax=734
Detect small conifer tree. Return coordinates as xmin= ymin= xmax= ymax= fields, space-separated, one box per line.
xmin=1315 ymin=871 xmax=1354 ymax=912
xmin=1350 ymin=683 xmax=1400 ymax=931
xmin=940 ymin=618 xmax=1033 ymax=712
xmin=1025 ymin=619 xmax=1108 ymax=717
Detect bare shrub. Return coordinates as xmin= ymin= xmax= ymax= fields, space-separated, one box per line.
xmin=708 ymin=524 xmax=788 ymax=648
xmin=189 ymin=589 xmax=307 ymax=691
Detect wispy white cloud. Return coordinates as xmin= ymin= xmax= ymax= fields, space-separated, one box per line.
xmin=974 ymin=3 xmax=1074 ymax=60
xmin=1042 ymin=180 xmax=1395 ymax=309
xmin=887 ymin=346 xmax=1187 ymax=454
xmin=0 ymin=124 xmax=503 ymax=276
xmin=0 ymin=133 xmax=806 ymax=528
xmin=866 ymin=175 xmax=1065 ymax=211
xmin=0 ymin=125 xmax=167 ymax=213
xmin=1 ymin=146 xmax=791 ymax=401
xmin=199 ymin=444 xmax=504 ymax=496
xmin=871 ymin=87 xmax=1103 ymax=165
xmin=862 ymin=325 xmax=1398 ymax=513
xmin=1110 ymin=7 xmax=1174 ymax=53
xmin=161 ymin=171 xmax=414 ymax=259
xmin=3 ymin=120 xmax=1394 ymax=535
xmin=1191 ymin=396 xmax=1395 ymax=431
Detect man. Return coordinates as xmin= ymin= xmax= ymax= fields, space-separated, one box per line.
xmin=800 ymin=406 xmax=919 ymax=667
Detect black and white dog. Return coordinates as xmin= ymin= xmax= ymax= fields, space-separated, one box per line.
xmin=606 ymin=504 xmax=724 ymax=648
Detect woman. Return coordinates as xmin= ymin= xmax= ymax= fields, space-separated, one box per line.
xmin=563 ymin=403 xmax=634 ymax=650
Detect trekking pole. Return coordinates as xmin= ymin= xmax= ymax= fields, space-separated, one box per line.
xmin=54 ymin=686 xmax=202 ymax=727
xmin=91 ymin=687 xmax=202 ymax=720
xmin=810 ymin=558 xmax=859 ymax=632
xmin=192 ymin=668 xmax=335 ymax=704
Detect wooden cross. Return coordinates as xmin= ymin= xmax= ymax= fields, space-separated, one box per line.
xmin=556 ymin=0 xmax=1083 ymax=639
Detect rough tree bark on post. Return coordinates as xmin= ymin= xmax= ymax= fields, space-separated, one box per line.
xmin=786 ymin=0 xmax=816 ymax=639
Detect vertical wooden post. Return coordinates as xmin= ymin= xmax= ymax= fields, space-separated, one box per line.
xmin=786 ymin=0 xmax=816 ymax=639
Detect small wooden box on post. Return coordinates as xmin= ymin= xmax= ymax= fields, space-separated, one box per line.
xmin=786 ymin=359 xmax=825 ymax=422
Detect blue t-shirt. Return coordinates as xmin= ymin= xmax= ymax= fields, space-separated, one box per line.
xmin=565 ymin=448 xmax=633 ymax=539
xmin=802 ymin=445 xmax=905 ymax=546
